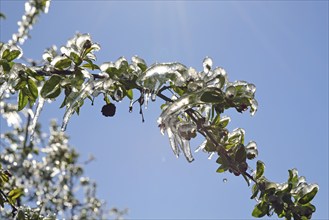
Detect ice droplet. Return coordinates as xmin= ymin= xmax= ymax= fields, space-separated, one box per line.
xmin=223 ymin=178 xmax=228 ymax=183
xmin=30 ymin=97 xmax=45 ymax=142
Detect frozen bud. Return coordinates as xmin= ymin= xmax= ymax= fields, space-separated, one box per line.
xmin=83 ymin=39 xmax=92 ymax=49
xmin=203 ymin=56 xmax=213 ymax=74
xmin=187 ymin=80 xmax=204 ymax=92
xmin=225 ymin=86 xmax=236 ymax=99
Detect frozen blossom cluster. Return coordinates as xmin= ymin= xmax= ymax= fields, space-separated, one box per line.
xmin=9 ymin=0 xmax=51 ymax=45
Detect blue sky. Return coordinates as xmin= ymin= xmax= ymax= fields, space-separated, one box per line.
xmin=1 ymin=1 xmax=328 ymax=219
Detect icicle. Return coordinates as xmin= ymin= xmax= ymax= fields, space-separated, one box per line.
xmin=30 ymin=97 xmax=45 ymax=142
xmin=129 ymin=100 xmax=133 ymax=113
xmin=180 ymin=138 xmax=194 ymax=162
xmin=195 ymin=139 xmax=207 ymax=152
xmin=61 ymin=79 xmax=98 ymax=131
xmin=208 ymin=152 xmax=215 ymax=160
xmin=0 ymin=81 xmax=9 ymax=98
xmin=167 ymin=127 xmax=180 ymax=157
xmin=144 ymin=91 xmax=151 ymax=109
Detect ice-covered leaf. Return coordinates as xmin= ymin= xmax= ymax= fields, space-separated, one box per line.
xmin=51 ymin=56 xmax=72 ymax=70
xmin=225 ymin=86 xmax=236 ymax=99
xmin=200 ymin=89 xmax=224 ymax=103
xmin=137 ymin=62 xmax=188 ymax=92
xmin=18 ymin=89 xmax=28 ymax=111
xmin=27 ymin=78 xmax=38 ymax=100
xmin=256 ymin=160 xmax=265 ymax=179
xmin=219 ymin=116 xmax=230 ymax=128
xmin=132 ymin=55 xmax=147 ymax=72
xmin=126 ymin=89 xmax=133 ymax=100
xmin=3 ymin=50 xmax=21 ymax=62
xmin=297 ymin=184 xmax=319 ymax=204
xmin=41 ymin=75 xmax=62 ymax=98
xmin=252 ymin=202 xmax=268 ymax=217
xmin=70 ymin=52 xmax=82 ymax=65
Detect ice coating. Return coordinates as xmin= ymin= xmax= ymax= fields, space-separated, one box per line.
xmin=250 ymin=99 xmax=258 ymax=116
xmin=157 ymin=87 xmax=220 ymax=126
xmin=30 ymin=96 xmax=45 ymax=141
xmin=61 ymin=79 xmax=102 ymax=131
xmin=164 ymin=118 xmax=194 ymax=162
xmin=195 ymin=139 xmax=207 ymax=152
xmin=137 ymin=62 xmax=188 ymax=92
xmin=158 ymin=87 xmax=221 ymax=162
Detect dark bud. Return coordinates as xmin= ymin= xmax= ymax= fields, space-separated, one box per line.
xmin=83 ymin=40 xmax=92 ymax=49
xmin=101 ymin=103 xmax=116 ymax=117
xmin=236 ymin=103 xmax=248 ymax=113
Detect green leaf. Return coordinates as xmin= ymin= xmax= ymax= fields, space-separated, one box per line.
xmin=298 ymin=185 xmax=319 ymax=204
xmin=15 ymin=210 xmax=25 ymax=220
xmin=4 ymin=50 xmax=21 ymax=62
xmin=41 ymin=75 xmax=62 ymax=98
xmin=216 ymin=165 xmax=227 ymax=173
xmin=256 ymin=160 xmax=265 ymax=180
xmin=235 ymin=145 xmax=246 ymax=163
xmin=70 ymin=52 xmax=82 ymax=65
xmin=200 ymin=90 xmax=224 ymax=103
xmin=18 ymin=89 xmax=28 ymax=111
xmin=288 ymin=169 xmax=299 ymax=187
xmin=1 ymin=49 xmax=10 ymax=59
xmin=47 ymin=86 xmax=61 ymax=99
xmin=126 ymin=89 xmax=133 ymax=100
xmin=250 ymin=184 xmax=259 ymax=199
xmin=82 ymin=62 xmax=100 ymax=70
xmin=14 ymin=79 xmax=27 ymax=90
xmin=27 ymin=78 xmax=38 ymax=99
xmin=26 ymin=68 xmax=45 ymax=81
xmin=172 ymin=86 xmax=185 ymax=96
xmin=8 ymin=188 xmax=24 ymax=200
xmin=0 ymin=59 xmax=11 ymax=72
xmin=252 ymin=202 xmax=269 ymax=217
xmin=219 ymin=116 xmax=230 ymax=128
xmin=138 ymin=63 xmax=147 ymax=72
xmin=54 ymin=57 xmax=72 ymax=69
